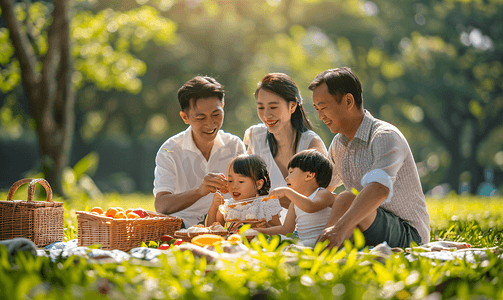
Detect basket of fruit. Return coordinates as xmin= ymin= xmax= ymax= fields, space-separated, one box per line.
xmin=76 ymin=206 xmax=183 ymax=251
xmin=0 ymin=178 xmax=64 ymax=247
xmin=174 ymin=223 xmax=229 ymax=242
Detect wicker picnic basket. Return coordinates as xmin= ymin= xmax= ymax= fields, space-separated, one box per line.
xmin=0 ymin=178 xmax=64 ymax=247
xmin=76 ymin=210 xmax=183 ymax=251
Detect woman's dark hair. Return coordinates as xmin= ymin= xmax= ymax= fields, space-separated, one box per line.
xmin=308 ymin=67 xmax=363 ymax=109
xmin=229 ymin=154 xmax=271 ymax=196
xmin=178 ymin=76 xmax=225 ymax=111
xmin=255 ymin=73 xmax=313 ymax=158
xmin=288 ymin=149 xmax=333 ymax=188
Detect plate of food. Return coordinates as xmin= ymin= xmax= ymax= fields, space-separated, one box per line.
xmin=219 ymin=195 xmax=282 ymax=224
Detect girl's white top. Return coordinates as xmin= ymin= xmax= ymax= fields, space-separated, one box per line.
xmin=294 ymin=187 xmax=332 ymax=247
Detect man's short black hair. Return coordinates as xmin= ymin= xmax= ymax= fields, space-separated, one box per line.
xmin=308 ymin=67 xmax=363 ymax=109
xmin=177 ymin=76 xmax=225 ymax=111
xmin=288 ymin=149 xmax=333 ymax=188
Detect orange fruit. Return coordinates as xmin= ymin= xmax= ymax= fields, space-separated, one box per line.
xmin=90 ymin=212 xmax=100 ymax=216
xmin=90 ymin=206 xmax=103 ymax=214
xmin=127 ymin=212 xmax=141 ymax=219
xmin=105 ymin=207 xmax=119 ymax=218
xmin=227 ymin=234 xmax=242 ymax=243
xmin=125 ymin=208 xmax=134 ymax=215
xmin=191 ymin=234 xmax=225 ymax=247
xmin=116 ymin=207 xmax=125 ymax=212
xmin=115 ymin=211 xmax=127 ymax=219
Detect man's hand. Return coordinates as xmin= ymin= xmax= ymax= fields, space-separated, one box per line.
xmin=269 ymin=187 xmax=290 ymax=200
xmin=198 ymin=172 xmax=228 ymax=196
xmin=316 ymin=226 xmax=346 ymax=250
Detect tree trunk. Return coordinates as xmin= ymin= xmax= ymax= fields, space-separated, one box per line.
xmin=1 ymin=0 xmax=74 ymax=197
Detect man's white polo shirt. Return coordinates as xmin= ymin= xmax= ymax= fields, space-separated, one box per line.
xmin=153 ymin=126 xmax=246 ymax=227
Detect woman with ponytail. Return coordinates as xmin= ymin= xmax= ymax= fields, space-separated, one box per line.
xmin=244 ymin=73 xmax=334 ymax=219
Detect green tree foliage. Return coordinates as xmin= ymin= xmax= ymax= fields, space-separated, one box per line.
xmin=0 ymin=0 xmax=178 ymax=195
xmin=401 ymin=1 xmax=503 ymax=193
xmin=1 ymin=0 xmax=502 ymax=194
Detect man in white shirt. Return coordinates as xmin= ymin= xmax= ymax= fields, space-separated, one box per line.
xmin=153 ymin=76 xmax=246 ymax=227
xmin=311 ymin=67 xmax=430 ymax=248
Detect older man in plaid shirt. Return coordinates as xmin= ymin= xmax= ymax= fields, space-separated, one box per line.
xmin=311 ymin=67 xmax=430 ymax=249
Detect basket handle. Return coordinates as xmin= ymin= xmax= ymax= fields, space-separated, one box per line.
xmin=6 ymin=178 xmax=53 ymax=202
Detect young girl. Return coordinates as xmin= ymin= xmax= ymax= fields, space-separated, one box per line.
xmin=206 ymin=154 xmax=282 ymax=228
xmin=254 ymin=149 xmax=335 ymax=247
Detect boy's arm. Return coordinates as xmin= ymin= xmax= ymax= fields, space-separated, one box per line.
xmin=266 ymin=214 xmax=282 ymax=227
xmin=271 ymin=187 xmax=334 ymax=214
xmin=255 ymin=203 xmax=296 ymax=235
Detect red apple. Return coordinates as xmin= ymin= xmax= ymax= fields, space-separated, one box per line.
xmin=133 ymin=208 xmax=149 ymax=218
xmin=160 ymin=234 xmax=174 ymax=243
xmin=172 ymin=239 xmax=184 ymax=246
xmin=159 ymin=244 xmax=171 ymax=250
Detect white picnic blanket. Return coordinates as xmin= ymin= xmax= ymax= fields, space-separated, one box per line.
xmin=405 ymin=241 xmax=502 ymax=264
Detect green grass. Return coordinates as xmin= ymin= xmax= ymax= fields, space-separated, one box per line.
xmin=1 ymin=192 xmax=503 ymax=299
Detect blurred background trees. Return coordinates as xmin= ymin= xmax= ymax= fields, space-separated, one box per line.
xmin=1 ymin=0 xmax=502 ymax=197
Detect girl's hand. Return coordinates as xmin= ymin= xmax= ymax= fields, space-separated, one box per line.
xmin=270 ymin=187 xmax=290 ymax=200
xmin=228 ymin=222 xmax=242 ymax=233
xmin=212 ymin=192 xmax=225 ymax=207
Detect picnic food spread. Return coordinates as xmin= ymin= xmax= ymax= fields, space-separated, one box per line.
xmin=219 ymin=195 xmax=282 ymax=222
xmin=191 ymin=234 xmax=225 ymax=247
xmin=174 ymin=223 xmax=228 ymax=242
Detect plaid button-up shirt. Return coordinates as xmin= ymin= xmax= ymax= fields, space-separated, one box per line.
xmin=328 ymin=110 xmax=430 ymax=244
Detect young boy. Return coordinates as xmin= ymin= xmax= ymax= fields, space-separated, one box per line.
xmin=255 ymin=149 xmax=335 ymax=247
